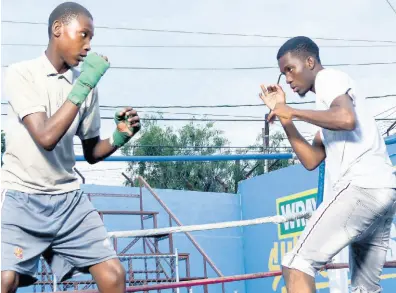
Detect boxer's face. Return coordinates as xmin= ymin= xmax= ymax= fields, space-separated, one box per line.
xmin=278 ymin=52 xmax=316 ymax=97
xmin=56 ymin=15 xmax=94 ymax=67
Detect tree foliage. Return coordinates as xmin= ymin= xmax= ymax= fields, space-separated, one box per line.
xmin=1 ymin=131 xmax=5 ymax=155
xmin=122 ymin=118 xmax=294 ymax=193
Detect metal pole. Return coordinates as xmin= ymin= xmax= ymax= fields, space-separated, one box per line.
xmin=122 ymin=172 xmax=134 ymax=187
xmin=234 ymin=160 xmax=241 ymax=193
xmin=175 ymin=249 xmax=180 ymax=293
xmin=263 ymin=114 xmax=269 ymax=173
xmin=137 ymin=176 xmax=224 ymax=277
xmin=386 ymin=121 xmax=396 ymax=136
xmin=262 ymin=128 xmax=266 ymax=173
xmin=53 ymin=275 xmax=57 ymax=292
xmin=316 ymin=162 xmax=325 ymax=208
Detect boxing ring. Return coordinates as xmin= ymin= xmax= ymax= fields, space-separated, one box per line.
xmin=35 ymin=136 xmax=396 ymax=293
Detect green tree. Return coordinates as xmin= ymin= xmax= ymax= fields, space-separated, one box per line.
xmin=122 ymin=117 xmax=294 ymax=193
xmin=1 ymin=131 xmax=5 ymax=155
xmin=1 ymin=131 xmax=5 ymax=166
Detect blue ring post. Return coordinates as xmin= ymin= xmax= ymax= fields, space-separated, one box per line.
xmin=385 ymin=136 xmax=396 ymax=145
xmin=316 ymin=162 xmax=325 ymax=208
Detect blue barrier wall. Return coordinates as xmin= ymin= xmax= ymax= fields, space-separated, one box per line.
xmin=239 ymin=164 xmax=320 ymax=292
xmin=82 ymin=184 xmax=245 ymax=293
xmin=20 ymin=185 xmax=244 ymax=293
xmin=388 ymin=141 xmax=396 ymax=165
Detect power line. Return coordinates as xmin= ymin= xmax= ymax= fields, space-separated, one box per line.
xmin=3 ymin=43 xmax=396 ymax=49
xmin=125 ymin=110 xmax=264 ymax=119
xmin=2 ymin=61 xmax=396 ymax=71
xmin=90 ymin=108 xmax=266 ymax=118
xmin=384 ymin=108 xmax=396 ymax=118
xmin=77 ymin=168 xmax=126 ymax=172
xmin=2 ymin=94 xmax=395 ymax=110
xmin=375 ymin=105 xmax=396 ymax=117
xmin=100 ymin=116 xmax=273 ymax=122
xmin=367 ymin=94 xmax=396 ymax=99
xmin=2 ymin=113 xmax=393 ymax=122
xmin=105 ymin=61 xmax=396 ymax=71
xmin=74 ymin=142 xmax=292 ymax=149
xmin=99 ymin=117 xmax=396 ymax=122
xmin=96 ymin=94 xmax=396 ymax=109
xmin=385 ymin=0 xmax=396 ymax=15
xmin=77 ymin=144 xmax=293 ymax=150
xmin=2 ymin=20 xmax=396 ymax=44
xmin=98 ymin=102 xmax=312 ymax=110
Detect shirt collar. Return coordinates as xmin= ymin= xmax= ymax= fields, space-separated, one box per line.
xmin=40 ymin=54 xmax=76 ymax=84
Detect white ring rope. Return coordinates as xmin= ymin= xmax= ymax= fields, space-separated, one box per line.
xmin=108 ymin=211 xmax=312 ymax=238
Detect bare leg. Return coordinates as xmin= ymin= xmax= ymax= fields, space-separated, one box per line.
xmin=1 ymin=271 xmax=20 ymax=293
xmin=282 ymin=266 xmax=316 ymax=293
xmin=89 ymin=258 xmax=126 ymax=293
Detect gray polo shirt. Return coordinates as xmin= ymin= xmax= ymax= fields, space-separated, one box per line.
xmin=1 ymin=54 xmax=101 ymax=194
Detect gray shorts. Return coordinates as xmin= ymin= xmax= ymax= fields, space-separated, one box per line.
xmin=282 ymin=184 xmax=396 ymax=293
xmin=1 ymin=189 xmax=117 ymax=287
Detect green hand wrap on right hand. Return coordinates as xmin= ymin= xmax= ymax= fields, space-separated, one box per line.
xmin=112 ymin=131 xmax=131 ymax=148
xmin=111 ymin=112 xmax=133 ymax=148
xmin=68 ymin=53 xmax=110 ymax=106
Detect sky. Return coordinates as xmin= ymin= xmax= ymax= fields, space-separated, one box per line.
xmin=1 ymin=0 xmax=396 ymax=185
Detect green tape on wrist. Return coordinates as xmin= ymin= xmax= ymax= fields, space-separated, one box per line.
xmin=111 ymin=129 xmax=131 ymax=147
xmin=67 ymin=53 xmax=110 ymax=106
xmin=110 ymin=111 xmax=136 ymax=147
xmin=67 ymin=79 xmax=92 ymax=106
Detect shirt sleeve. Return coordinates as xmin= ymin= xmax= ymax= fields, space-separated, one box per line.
xmin=5 ymin=64 xmax=46 ymax=119
xmin=77 ymin=87 xmax=101 ymax=140
xmin=315 ymin=69 xmax=354 ymax=108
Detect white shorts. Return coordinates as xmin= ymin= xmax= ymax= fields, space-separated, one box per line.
xmin=282 ymin=184 xmax=396 ymax=293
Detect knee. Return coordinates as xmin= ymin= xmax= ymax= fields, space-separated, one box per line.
xmin=282 ymin=265 xmax=297 ymax=285
xmin=282 ymin=265 xmax=316 ymax=293
xmin=1 ymin=271 xmax=19 ymax=293
xmin=282 ymin=265 xmax=290 ymax=278
xmin=104 ymin=262 xmax=126 ymax=287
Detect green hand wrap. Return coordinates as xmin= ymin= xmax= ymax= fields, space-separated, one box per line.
xmin=112 ymin=131 xmax=131 ymax=148
xmin=110 ymin=112 xmax=133 ymax=147
xmin=68 ymin=54 xmax=110 ymax=106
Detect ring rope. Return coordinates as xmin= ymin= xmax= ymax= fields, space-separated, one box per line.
xmin=108 ymin=211 xmax=312 ymax=238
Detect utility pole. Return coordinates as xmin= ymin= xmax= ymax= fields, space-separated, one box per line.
xmin=234 ymin=160 xmax=241 ymax=193
xmin=263 ymin=114 xmax=270 ymax=173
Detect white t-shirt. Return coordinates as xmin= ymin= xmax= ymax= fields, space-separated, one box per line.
xmin=315 ymin=68 xmax=396 ymax=190
xmin=1 ymin=54 xmax=101 ymax=194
